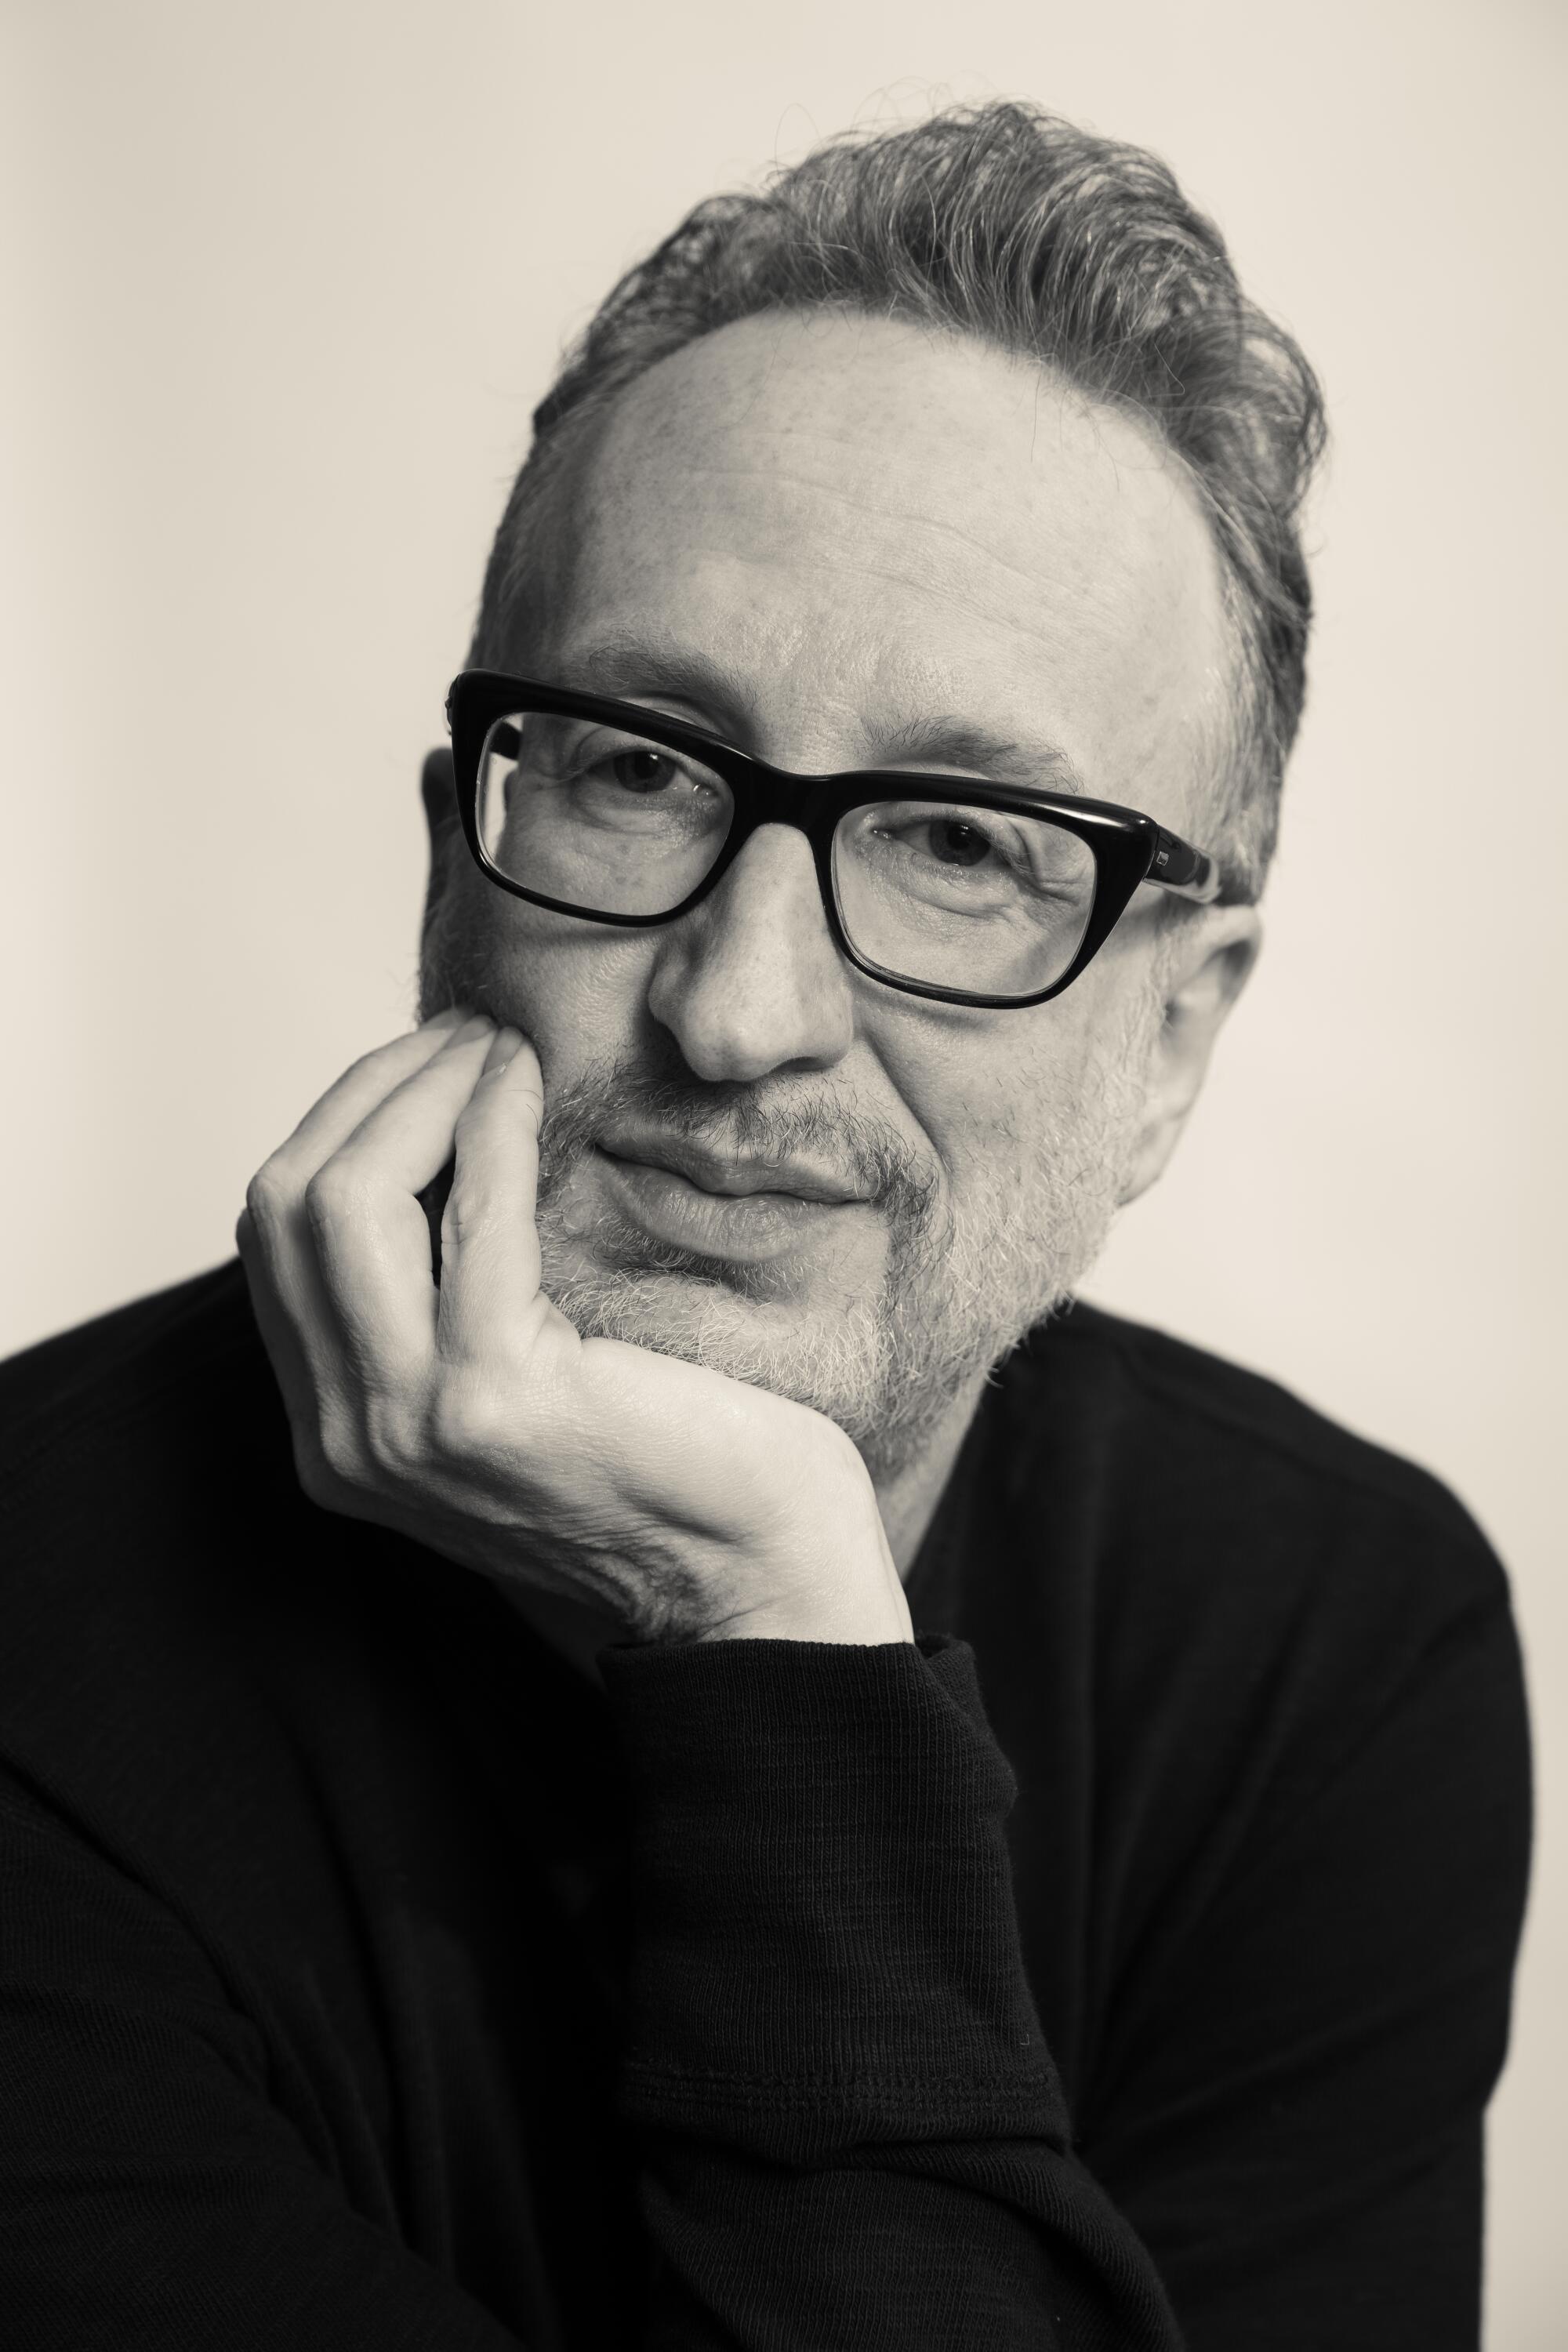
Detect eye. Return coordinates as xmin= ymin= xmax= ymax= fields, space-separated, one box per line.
xmin=559 ymin=728 xmax=723 ymax=807
xmin=538 ymin=722 xmax=733 ymax=843
xmin=593 ymin=746 xmax=682 ymax=795
xmin=866 ymin=807 xmax=1023 ymax=880
xmin=910 ymin=818 xmax=996 ymax=869
xmin=845 ymin=800 xmax=1096 ymax=903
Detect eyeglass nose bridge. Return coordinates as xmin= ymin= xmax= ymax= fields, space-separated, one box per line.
xmin=670 ymin=756 xmax=955 ymax=975
xmin=631 ymin=768 xmax=837 ymax=1004
xmin=688 ymin=754 xmax=855 ymax=903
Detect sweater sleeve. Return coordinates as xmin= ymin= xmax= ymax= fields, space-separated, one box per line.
xmin=0 ymin=1635 xmax=1177 ymax=2352
xmin=598 ymin=1630 xmax=1184 ymax=2351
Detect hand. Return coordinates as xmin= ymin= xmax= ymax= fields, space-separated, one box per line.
xmin=237 ymin=1011 xmax=914 ymax=1649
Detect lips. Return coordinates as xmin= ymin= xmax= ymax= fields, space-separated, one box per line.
xmin=596 ymin=1134 xmax=862 ymax=1204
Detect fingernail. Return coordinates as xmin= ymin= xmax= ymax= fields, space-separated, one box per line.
xmin=446 ymin=1013 xmax=495 ymax=1047
xmin=423 ymin=1004 xmax=470 ymax=1029
xmin=482 ymin=1025 xmax=523 ymax=1074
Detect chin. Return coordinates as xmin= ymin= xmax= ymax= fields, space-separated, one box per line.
xmin=532 ymin=1111 xmax=1142 ymax=1479
xmin=537 ymin=1250 xmax=973 ymax=1482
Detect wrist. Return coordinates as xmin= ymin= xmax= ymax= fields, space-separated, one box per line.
xmin=692 ymin=1554 xmax=915 ymax=1647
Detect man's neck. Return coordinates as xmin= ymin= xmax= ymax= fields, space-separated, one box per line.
xmin=873 ymin=1371 xmax=989 ymax=1581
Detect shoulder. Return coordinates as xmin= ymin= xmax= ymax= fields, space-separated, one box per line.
xmin=0 ymin=1263 xmax=310 ymax=1783
xmin=0 ymin=1259 xmax=297 ymax=1556
xmin=992 ymin=1299 xmax=1516 ymax=1735
xmin=0 ymin=1262 xmax=486 ymax=1926
xmin=990 ymin=1303 xmax=1530 ymax=1989
xmin=0 ymin=1256 xmax=286 ymax=1525
xmin=1 ymin=1258 xmax=264 ymax=1454
xmin=1017 ymin=1295 xmax=1504 ymax=1588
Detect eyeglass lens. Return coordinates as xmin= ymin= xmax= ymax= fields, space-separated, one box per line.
xmin=476 ymin=707 xmax=1097 ymax=997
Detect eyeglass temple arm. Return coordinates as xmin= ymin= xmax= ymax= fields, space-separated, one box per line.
xmin=1149 ymin=829 xmax=1223 ymax=903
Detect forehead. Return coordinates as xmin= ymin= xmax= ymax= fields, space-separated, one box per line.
xmin=533 ymin=310 xmax=1231 ymax=822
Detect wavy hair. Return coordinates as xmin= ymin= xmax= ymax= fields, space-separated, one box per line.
xmin=469 ymin=100 xmax=1327 ymax=901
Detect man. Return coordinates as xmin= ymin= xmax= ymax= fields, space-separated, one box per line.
xmin=0 ymin=100 xmax=1530 ymax=2350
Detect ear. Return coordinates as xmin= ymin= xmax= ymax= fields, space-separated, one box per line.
xmin=420 ymin=746 xmax=459 ymax=855
xmin=419 ymin=746 xmax=461 ymax=928
xmin=1120 ymin=906 xmax=1262 ymax=1207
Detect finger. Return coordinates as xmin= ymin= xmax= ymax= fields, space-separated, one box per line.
xmin=307 ymin=1017 xmax=501 ymax=1371
xmin=234 ymin=1203 xmax=325 ymax=1460
xmin=242 ymin=1009 xmax=475 ymax=1403
xmin=435 ymin=1029 xmax=546 ymax=1361
xmin=236 ymin=1203 xmax=308 ymax=1397
xmin=266 ymin=1005 xmax=474 ymax=1187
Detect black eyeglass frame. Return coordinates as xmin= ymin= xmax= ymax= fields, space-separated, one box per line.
xmin=445 ymin=669 xmax=1223 ymax=1011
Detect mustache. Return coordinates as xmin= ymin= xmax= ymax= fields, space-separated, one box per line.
xmin=535 ymin=1058 xmax=942 ymax=1229
xmin=417 ymin=933 xmax=938 ymax=1214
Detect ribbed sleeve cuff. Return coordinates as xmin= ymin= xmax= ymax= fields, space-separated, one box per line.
xmin=598 ymin=1631 xmax=1068 ymax=2160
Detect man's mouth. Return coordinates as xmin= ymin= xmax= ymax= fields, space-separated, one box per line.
xmin=595 ymin=1133 xmax=866 ymax=1205
xmin=590 ymin=1139 xmax=869 ymax=1261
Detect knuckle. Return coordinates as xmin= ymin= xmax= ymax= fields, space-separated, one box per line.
xmin=244 ymin=1163 xmax=291 ymax=1231
xmin=361 ymin=1385 xmax=417 ymax=1475
xmin=285 ymin=1397 xmax=347 ymax=1503
xmin=440 ymin=1182 xmax=495 ymax=1256
xmin=344 ymin=1040 xmax=396 ymax=1086
xmin=314 ymin=1406 xmax=366 ymax=1487
xmin=302 ymin=1160 xmax=360 ymax=1237
xmin=428 ymin=1376 xmax=504 ymax=1463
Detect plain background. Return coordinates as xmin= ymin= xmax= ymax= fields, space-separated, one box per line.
xmin=2 ymin=0 xmax=1563 ymax=2339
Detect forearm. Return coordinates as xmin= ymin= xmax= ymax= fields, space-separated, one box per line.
xmin=603 ymin=1632 xmax=1181 ymax=2350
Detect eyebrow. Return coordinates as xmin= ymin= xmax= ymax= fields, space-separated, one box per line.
xmin=869 ymin=713 xmax=1087 ymax=796
xmin=560 ymin=632 xmax=1090 ymax=797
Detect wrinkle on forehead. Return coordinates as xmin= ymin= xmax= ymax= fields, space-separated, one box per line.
xmin=528 ymin=310 xmax=1232 ymax=830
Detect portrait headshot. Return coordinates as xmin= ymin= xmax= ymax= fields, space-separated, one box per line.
xmin=2 ymin=2 xmax=1562 ymax=2346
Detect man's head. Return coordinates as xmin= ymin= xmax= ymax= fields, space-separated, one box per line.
xmin=419 ymin=102 xmax=1325 ymax=1479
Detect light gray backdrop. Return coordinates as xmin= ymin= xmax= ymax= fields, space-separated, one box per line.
xmin=3 ymin=2 xmax=1562 ymax=2339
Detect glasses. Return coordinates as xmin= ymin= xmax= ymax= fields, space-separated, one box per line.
xmin=445 ymin=670 xmax=1223 ymax=1011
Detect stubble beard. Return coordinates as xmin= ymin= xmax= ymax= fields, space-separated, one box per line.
xmin=419 ymin=919 xmax=1160 ymax=1483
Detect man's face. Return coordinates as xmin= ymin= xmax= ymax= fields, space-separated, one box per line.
xmin=422 ymin=310 xmax=1233 ymax=1476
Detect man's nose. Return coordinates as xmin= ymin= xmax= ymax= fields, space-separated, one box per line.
xmin=644 ymin=823 xmax=856 ymax=1081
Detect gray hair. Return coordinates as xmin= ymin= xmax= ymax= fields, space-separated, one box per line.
xmin=470 ymin=100 xmax=1327 ymax=902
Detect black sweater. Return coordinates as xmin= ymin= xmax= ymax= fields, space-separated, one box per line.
xmin=0 ymin=1262 xmax=1530 ymax=2350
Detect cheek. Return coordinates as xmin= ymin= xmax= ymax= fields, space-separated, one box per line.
xmin=425 ymin=873 xmax=659 ymax=1073
xmin=868 ymin=990 xmax=1105 ymax=1194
